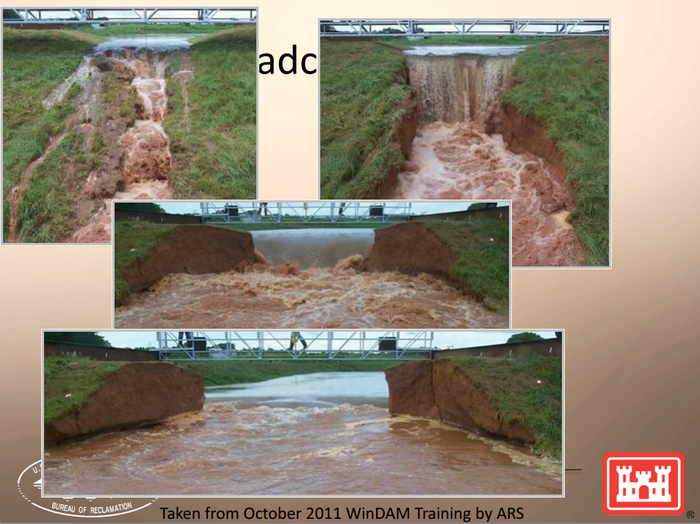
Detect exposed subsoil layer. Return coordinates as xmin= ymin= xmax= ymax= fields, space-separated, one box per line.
xmin=124 ymin=225 xmax=259 ymax=296
xmin=385 ymin=359 xmax=534 ymax=444
xmin=46 ymin=362 xmax=204 ymax=446
xmin=70 ymin=48 xmax=183 ymax=243
xmin=368 ymin=221 xmax=456 ymax=280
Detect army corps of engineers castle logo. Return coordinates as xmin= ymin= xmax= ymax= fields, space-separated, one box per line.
xmin=603 ymin=452 xmax=685 ymax=515
xmin=18 ymin=460 xmax=155 ymax=518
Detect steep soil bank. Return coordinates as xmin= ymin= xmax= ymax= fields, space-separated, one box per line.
xmin=496 ymin=103 xmax=569 ymax=187
xmin=368 ymin=221 xmax=456 ymax=279
xmin=46 ymin=362 xmax=203 ymax=446
xmin=124 ymin=225 xmax=259 ymax=295
xmin=385 ymin=359 xmax=535 ymax=445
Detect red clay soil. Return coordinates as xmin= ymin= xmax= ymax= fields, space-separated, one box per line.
xmin=45 ymin=362 xmax=204 ymax=446
xmin=125 ymin=225 xmax=259 ymax=294
xmin=497 ymin=103 xmax=570 ymax=189
xmin=385 ymin=359 xmax=535 ymax=445
xmin=367 ymin=221 xmax=456 ymax=278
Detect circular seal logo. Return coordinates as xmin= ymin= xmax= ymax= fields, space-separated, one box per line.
xmin=18 ymin=460 xmax=156 ymax=518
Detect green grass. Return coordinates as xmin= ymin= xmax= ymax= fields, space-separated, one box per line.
xmin=2 ymin=29 xmax=102 ymax=241
xmin=320 ymin=41 xmax=413 ymax=198
xmin=501 ymin=38 xmax=609 ymax=265
xmin=44 ymin=357 xmax=125 ymax=423
xmin=15 ymin=127 xmax=104 ymax=242
xmin=421 ymin=218 xmax=510 ymax=313
xmin=114 ymin=220 xmax=176 ymax=306
xmin=67 ymin=23 xmax=228 ymax=36
xmin=164 ymin=27 xmax=256 ymax=198
xmin=378 ymin=35 xmax=553 ymax=47
xmin=453 ymin=355 xmax=562 ymax=459
xmin=173 ymin=359 xmax=397 ymax=387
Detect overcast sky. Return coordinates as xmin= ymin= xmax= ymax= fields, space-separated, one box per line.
xmin=98 ymin=330 xmax=557 ymax=350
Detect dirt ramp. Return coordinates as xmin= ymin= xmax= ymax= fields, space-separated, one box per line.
xmin=385 ymin=359 xmax=535 ymax=445
xmin=368 ymin=222 xmax=456 ymax=277
xmin=126 ymin=225 xmax=258 ymax=294
xmin=46 ymin=363 xmax=203 ymax=446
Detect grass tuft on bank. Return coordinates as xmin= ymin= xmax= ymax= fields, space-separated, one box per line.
xmin=164 ymin=27 xmax=256 ymax=199
xmin=2 ymin=29 xmax=102 ymax=241
xmin=44 ymin=357 xmax=125 ymax=424
xmin=422 ymin=218 xmax=510 ymax=314
xmin=321 ymin=41 xmax=413 ymax=198
xmin=501 ymin=38 xmax=609 ymax=265
xmin=454 ymin=355 xmax=562 ymax=459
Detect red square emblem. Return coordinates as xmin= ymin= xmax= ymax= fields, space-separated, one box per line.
xmin=602 ymin=452 xmax=685 ymax=515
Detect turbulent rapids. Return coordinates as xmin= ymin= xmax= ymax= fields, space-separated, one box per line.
xmin=62 ymin=36 xmax=193 ymax=243
xmin=390 ymin=46 xmax=584 ymax=266
xmin=115 ymin=256 xmax=506 ymax=329
xmin=44 ymin=373 xmax=561 ymax=496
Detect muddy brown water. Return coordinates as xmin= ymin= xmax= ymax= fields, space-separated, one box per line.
xmin=388 ymin=47 xmax=584 ymax=266
xmin=115 ymin=257 xmax=507 ymax=329
xmin=44 ymin=372 xmax=561 ymax=496
xmin=55 ymin=36 xmax=193 ymax=243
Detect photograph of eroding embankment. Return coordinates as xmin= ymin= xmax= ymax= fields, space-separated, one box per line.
xmin=43 ymin=329 xmax=562 ymax=496
xmin=113 ymin=201 xmax=510 ymax=329
xmin=2 ymin=8 xmax=257 ymax=244
xmin=320 ymin=19 xmax=609 ymax=267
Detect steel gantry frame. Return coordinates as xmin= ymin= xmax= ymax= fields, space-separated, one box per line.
xmin=320 ymin=19 xmax=609 ymax=37
xmin=200 ymin=201 xmax=413 ymax=224
xmin=3 ymin=8 xmax=257 ymax=25
xmin=156 ymin=331 xmax=435 ymax=361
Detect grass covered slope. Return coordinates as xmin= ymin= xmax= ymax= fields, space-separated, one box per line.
xmin=502 ymin=38 xmax=609 ymax=265
xmin=321 ymin=41 xmax=413 ymax=198
xmin=454 ymin=355 xmax=562 ymax=459
xmin=44 ymin=357 xmax=125 ymax=423
xmin=423 ymin=218 xmax=510 ymax=314
xmin=114 ymin=220 xmax=176 ymax=305
xmin=2 ymin=29 xmax=102 ymax=241
xmin=164 ymin=27 xmax=256 ymax=199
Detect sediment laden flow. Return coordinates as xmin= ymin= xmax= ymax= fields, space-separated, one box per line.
xmin=71 ymin=48 xmax=176 ymax=243
xmin=115 ymin=255 xmax=507 ymax=329
xmin=390 ymin=48 xmax=583 ymax=266
xmin=44 ymin=374 xmax=561 ymax=496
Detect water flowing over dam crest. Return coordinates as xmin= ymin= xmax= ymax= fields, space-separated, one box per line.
xmin=9 ymin=36 xmax=194 ymax=243
xmin=391 ymin=46 xmax=585 ymax=266
xmin=44 ymin=372 xmax=560 ymax=496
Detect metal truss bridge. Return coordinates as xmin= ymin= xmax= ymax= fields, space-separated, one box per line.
xmin=156 ymin=331 xmax=435 ymax=361
xmin=320 ymin=19 xmax=609 ymax=37
xmin=200 ymin=201 xmax=413 ymax=224
xmin=3 ymin=8 xmax=256 ymax=25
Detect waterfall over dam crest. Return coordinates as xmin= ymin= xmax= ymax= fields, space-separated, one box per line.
xmin=404 ymin=47 xmax=523 ymax=129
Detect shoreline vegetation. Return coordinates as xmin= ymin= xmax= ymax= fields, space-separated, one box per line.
xmin=320 ymin=36 xmax=609 ymax=265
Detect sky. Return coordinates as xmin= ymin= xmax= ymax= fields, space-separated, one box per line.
xmin=98 ymin=330 xmax=557 ymax=351
xmin=158 ymin=201 xmax=509 ymax=216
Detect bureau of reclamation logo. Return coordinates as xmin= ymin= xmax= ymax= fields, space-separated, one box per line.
xmin=602 ymin=452 xmax=685 ymax=515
